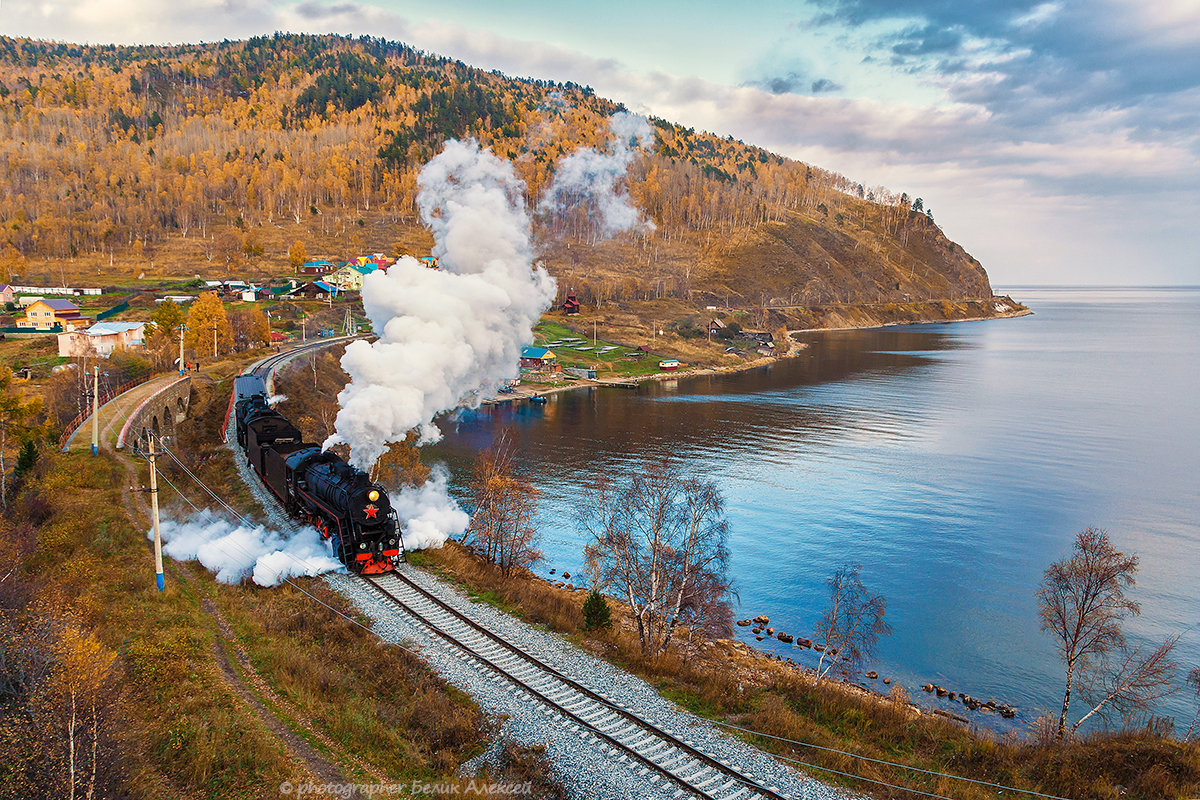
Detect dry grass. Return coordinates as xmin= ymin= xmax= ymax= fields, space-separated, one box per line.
xmin=421 ymin=541 xmax=1200 ymax=800
xmin=0 ymin=376 xmax=571 ymax=797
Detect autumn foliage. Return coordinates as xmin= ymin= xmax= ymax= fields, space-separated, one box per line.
xmin=0 ymin=34 xmax=991 ymax=305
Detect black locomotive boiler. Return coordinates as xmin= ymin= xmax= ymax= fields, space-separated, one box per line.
xmin=234 ymin=374 xmax=403 ymax=574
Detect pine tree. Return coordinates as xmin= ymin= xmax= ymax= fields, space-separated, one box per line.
xmin=582 ymin=589 xmax=612 ymax=632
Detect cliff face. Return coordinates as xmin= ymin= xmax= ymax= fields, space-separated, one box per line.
xmin=0 ymin=34 xmax=997 ymax=306
xmin=705 ymin=209 xmax=992 ymax=305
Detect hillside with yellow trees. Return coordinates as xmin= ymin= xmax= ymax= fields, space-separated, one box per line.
xmin=0 ymin=34 xmax=995 ymax=310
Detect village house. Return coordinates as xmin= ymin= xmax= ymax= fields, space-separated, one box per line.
xmin=0 ymin=284 xmax=13 ymax=305
xmin=282 ymin=281 xmax=336 ymax=301
xmin=562 ymin=290 xmax=581 ymax=315
xmin=519 ymin=346 xmax=559 ymax=372
xmin=17 ymin=298 xmax=89 ymax=331
xmin=707 ymin=318 xmax=726 ymax=336
xmin=57 ymin=321 xmax=146 ymax=357
xmin=324 ymin=263 xmax=377 ymax=292
xmin=298 ymin=259 xmax=335 ymax=276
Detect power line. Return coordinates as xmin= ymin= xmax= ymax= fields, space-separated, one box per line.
xmin=707 ymin=718 xmax=1075 ymax=800
xmin=133 ymin=442 xmax=430 ymax=662
xmin=140 ymin=436 xmax=1068 ymax=800
xmin=764 ymin=751 xmax=960 ymax=800
xmin=136 ymin=442 xmax=789 ymax=800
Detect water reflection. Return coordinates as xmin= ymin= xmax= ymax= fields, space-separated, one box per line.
xmin=427 ymin=290 xmax=1200 ymax=732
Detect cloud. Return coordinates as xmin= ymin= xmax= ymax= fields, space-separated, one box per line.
xmin=2 ymin=0 xmax=1197 ymax=284
xmin=809 ymin=77 xmax=844 ymax=93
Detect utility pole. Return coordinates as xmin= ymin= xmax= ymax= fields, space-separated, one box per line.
xmin=593 ymin=319 xmax=597 ymax=347
xmin=178 ymin=325 xmax=186 ymax=375
xmin=212 ymin=321 xmax=218 ymax=360
xmin=301 ymin=318 xmax=306 ymax=342
xmin=148 ymin=436 xmax=165 ymax=592
xmin=91 ymin=366 xmax=99 ymax=455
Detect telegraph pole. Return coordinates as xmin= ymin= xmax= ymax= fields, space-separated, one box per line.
xmin=178 ymin=325 xmax=186 ymax=375
xmin=212 ymin=321 xmax=218 ymax=359
xmin=148 ymin=436 xmax=165 ymax=592
xmin=91 ymin=366 xmax=99 ymax=455
xmin=301 ymin=318 xmax=306 ymax=342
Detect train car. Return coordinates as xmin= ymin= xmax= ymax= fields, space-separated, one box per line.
xmin=233 ymin=371 xmax=403 ymax=574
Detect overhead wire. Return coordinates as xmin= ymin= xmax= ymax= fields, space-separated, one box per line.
xmin=706 ymin=718 xmax=1074 ymax=800
xmin=138 ymin=437 xmax=789 ymax=800
xmin=135 ymin=365 xmax=1071 ymax=800
xmin=131 ymin=439 xmax=431 ymax=663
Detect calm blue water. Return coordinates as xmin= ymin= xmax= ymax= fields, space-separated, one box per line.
xmin=426 ymin=287 xmax=1200 ymax=731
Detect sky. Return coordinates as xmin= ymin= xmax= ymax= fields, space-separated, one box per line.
xmin=4 ymin=0 xmax=1200 ymax=286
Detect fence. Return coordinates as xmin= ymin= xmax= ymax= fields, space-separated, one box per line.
xmin=95 ymin=301 xmax=129 ymax=321
xmin=56 ymin=373 xmax=155 ymax=451
xmin=0 ymin=325 xmax=63 ymax=335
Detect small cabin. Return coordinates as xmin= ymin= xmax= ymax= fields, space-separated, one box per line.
xmin=520 ymin=347 xmax=558 ymax=371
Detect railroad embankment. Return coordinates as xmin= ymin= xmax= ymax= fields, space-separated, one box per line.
xmin=0 ymin=376 xmax=564 ymax=798
xmin=415 ymin=541 xmax=1200 ymax=800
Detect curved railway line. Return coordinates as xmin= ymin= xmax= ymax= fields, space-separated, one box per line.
xmin=363 ymin=570 xmax=792 ymax=800
xmin=240 ymin=337 xmax=800 ymax=800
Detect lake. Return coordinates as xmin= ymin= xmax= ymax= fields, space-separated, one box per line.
xmin=425 ymin=287 xmax=1200 ymax=731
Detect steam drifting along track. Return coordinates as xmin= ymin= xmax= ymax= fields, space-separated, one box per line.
xmin=363 ymin=570 xmax=792 ymax=800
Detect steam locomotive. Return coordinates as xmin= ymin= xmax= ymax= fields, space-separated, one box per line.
xmin=234 ymin=374 xmax=403 ymax=574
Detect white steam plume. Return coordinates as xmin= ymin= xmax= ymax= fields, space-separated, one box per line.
xmin=538 ymin=111 xmax=656 ymax=236
xmin=266 ymin=393 xmax=287 ymax=406
xmin=153 ymin=510 xmax=343 ymax=587
xmin=324 ymin=139 xmax=556 ymax=470
xmin=391 ymin=467 xmax=470 ymax=551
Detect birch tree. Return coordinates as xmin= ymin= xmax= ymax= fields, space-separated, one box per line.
xmin=812 ymin=564 xmax=889 ymax=683
xmin=465 ymin=431 xmax=543 ymax=577
xmin=1074 ymin=636 xmax=1178 ymax=732
xmin=582 ymin=462 xmax=732 ymax=655
xmin=1037 ymin=528 xmax=1141 ymax=739
xmin=1184 ymin=668 xmax=1200 ymax=743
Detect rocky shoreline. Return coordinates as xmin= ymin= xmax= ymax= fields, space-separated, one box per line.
xmin=735 ymin=615 xmax=1019 ymax=723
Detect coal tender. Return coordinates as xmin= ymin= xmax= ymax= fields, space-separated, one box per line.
xmin=234 ymin=373 xmax=403 ymax=573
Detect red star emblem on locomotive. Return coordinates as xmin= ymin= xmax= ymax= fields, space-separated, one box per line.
xmin=364 ymin=504 xmax=378 ymax=519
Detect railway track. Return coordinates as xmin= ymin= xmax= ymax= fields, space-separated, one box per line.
xmin=364 ymin=570 xmax=792 ymax=800
xmin=241 ymin=337 xmax=795 ymax=799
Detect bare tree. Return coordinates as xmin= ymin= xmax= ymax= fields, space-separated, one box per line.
xmin=582 ymin=461 xmax=732 ymax=655
xmin=465 ymin=431 xmax=543 ymax=578
xmin=1074 ymin=636 xmax=1178 ymax=732
xmin=1037 ymin=528 xmax=1141 ymax=739
xmin=812 ymin=564 xmax=890 ymax=683
xmin=1183 ymin=668 xmax=1200 ymax=743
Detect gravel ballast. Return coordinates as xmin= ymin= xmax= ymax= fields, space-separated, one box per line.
xmin=224 ymin=366 xmax=860 ymax=800
xmin=329 ymin=566 xmax=861 ymax=800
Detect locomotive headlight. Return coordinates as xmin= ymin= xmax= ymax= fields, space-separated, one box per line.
xmin=359 ymin=543 xmax=367 ymax=550
xmin=367 ymin=489 xmax=380 ymax=502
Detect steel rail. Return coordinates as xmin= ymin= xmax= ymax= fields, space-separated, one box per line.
xmin=364 ymin=571 xmax=791 ymax=800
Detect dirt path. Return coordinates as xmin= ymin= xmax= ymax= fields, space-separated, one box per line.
xmin=98 ymin=375 xmax=371 ymax=794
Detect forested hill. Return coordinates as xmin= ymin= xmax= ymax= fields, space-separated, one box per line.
xmin=0 ymin=34 xmax=992 ymax=307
